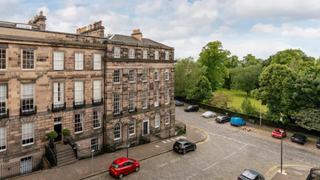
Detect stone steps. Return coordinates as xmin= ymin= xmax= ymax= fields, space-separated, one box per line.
xmin=56 ymin=145 xmax=77 ymax=167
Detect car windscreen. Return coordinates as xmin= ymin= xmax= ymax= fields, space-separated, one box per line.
xmin=317 ymin=139 xmax=320 ymax=143
xmin=112 ymin=162 xmax=120 ymax=168
xmin=187 ymin=105 xmax=192 ymax=108
xmin=274 ymin=130 xmax=281 ymax=133
xmin=174 ymin=142 xmax=182 ymax=147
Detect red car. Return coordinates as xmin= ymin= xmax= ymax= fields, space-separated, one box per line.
xmin=271 ymin=129 xmax=286 ymax=139
xmin=109 ymin=157 xmax=140 ymax=179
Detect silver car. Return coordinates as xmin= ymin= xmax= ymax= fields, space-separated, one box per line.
xmin=202 ymin=111 xmax=216 ymax=118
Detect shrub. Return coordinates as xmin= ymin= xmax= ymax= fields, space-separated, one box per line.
xmin=47 ymin=131 xmax=58 ymax=140
xmin=177 ymin=128 xmax=186 ymax=135
xmin=62 ymin=129 xmax=71 ymax=136
xmin=241 ymin=99 xmax=259 ymax=116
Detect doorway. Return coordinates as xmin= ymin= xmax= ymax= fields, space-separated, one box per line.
xmin=54 ymin=117 xmax=62 ymax=143
xmin=142 ymin=120 xmax=149 ymax=136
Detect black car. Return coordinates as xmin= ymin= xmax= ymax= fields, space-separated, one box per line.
xmin=216 ymin=116 xmax=231 ymax=123
xmin=184 ymin=105 xmax=199 ymax=112
xmin=173 ymin=139 xmax=196 ymax=154
xmin=306 ymin=168 xmax=320 ymax=180
xmin=238 ymin=169 xmax=265 ymax=180
xmin=174 ymin=101 xmax=184 ymax=106
xmin=291 ymin=133 xmax=307 ymax=145
xmin=317 ymin=138 xmax=320 ymax=149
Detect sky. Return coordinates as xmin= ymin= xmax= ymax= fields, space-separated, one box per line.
xmin=1 ymin=0 xmax=320 ymax=61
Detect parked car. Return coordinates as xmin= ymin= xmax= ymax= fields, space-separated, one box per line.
xmin=271 ymin=129 xmax=286 ymax=139
xmin=216 ymin=116 xmax=231 ymax=123
xmin=184 ymin=105 xmax=199 ymax=112
xmin=317 ymin=138 xmax=320 ymax=149
xmin=202 ymin=111 xmax=216 ymax=118
xmin=230 ymin=117 xmax=246 ymax=126
xmin=291 ymin=133 xmax=307 ymax=145
xmin=174 ymin=101 xmax=184 ymax=106
xmin=237 ymin=169 xmax=265 ymax=180
xmin=173 ymin=139 xmax=197 ymax=155
xmin=306 ymin=168 xmax=320 ymax=180
xmin=109 ymin=157 xmax=140 ymax=179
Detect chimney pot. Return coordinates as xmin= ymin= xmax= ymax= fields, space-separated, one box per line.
xmin=132 ymin=29 xmax=142 ymax=41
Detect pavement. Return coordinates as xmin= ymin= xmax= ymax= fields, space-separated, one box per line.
xmin=265 ymin=165 xmax=312 ymax=180
xmin=11 ymin=122 xmax=207 ymax=180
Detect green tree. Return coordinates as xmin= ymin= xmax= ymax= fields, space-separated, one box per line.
xmin=262 ymin=55 xmax=273 ymax=68
xmin=230 ymin=64 xmax=262 ymax=96
xmin=174 ymin=57 xmax=207 ymax=97
xmin=198 ymin=41 xmax=230 ymax=92
xmin=241 ymin=99 xmax=259 ymax=116
xmin=210 ymin=92 xmax=234 ymax=109
xmin=242 ymin=54 xmax=261 ymax=67
xmin=271 ymin=49 xmax=312 ymax=65
xmin=254 ymin=64 xmax=297 ymax=123
xmin=225 ymin=55 xmax=240 ymax=68
xmin=187 ymin=76 xmax=212 ymax=102
xmin=291 ymin=108 xmax=320 ymax=131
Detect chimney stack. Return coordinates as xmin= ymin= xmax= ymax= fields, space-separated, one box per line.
xmin=132 ymin=29 xmax=142 ymax=41
xmin=30 ymin=11 xmax=47 ymax=30
xmin=76 ymin=21 xmax=105 ymax=37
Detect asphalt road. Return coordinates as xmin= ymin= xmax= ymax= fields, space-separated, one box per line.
xmin=87 ymin=107 xmax=320 ymax=180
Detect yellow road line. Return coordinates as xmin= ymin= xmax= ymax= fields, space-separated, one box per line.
xmin=186 ymin=124 xmax=210 ymax=145
xmin=264 ymin=164 xmax=313 ymax=177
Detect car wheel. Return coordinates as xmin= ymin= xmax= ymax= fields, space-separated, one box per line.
xmin=183 ymin=149 xmax=186 ymax=155
xmin=135 ymin=166 xmax=140 ymax=172
xmin=237 ymin=125 xmax=240 ymax=127
xmin=118 ymin=173 xmax=124 ymax=179
xmin=179 ymin=149 xmax=182 ymax=153
xmin=193 ymin=146 xmax=197 ymax=151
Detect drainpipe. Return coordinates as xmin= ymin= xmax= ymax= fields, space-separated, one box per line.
xmin=103 ymin=47 xmax=107 ymax=151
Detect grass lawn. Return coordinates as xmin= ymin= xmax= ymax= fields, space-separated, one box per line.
xmin=215 ymin=89 xmax=268 ymax=112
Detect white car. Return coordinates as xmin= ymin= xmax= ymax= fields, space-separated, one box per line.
xmin=202 ymin=111 xmax=216 ymax=118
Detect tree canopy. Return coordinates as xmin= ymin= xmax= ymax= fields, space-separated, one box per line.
xmin=198 ymin=41 xmax=230 ymax=92
xmin=271 ymin=49 xmax=312 ymax=65
xmin=187 ymin=76 xmax=213 ymax=102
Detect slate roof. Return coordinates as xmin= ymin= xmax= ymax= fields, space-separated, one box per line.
xmin=107 ymin=34 xmax=173 ymax=49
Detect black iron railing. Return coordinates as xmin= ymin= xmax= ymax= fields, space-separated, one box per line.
xmin=52 ymin=102 xmax=66 ymax=112
xmin=20 ymin=106 xmax=37 ymax=116
xmin=73 ymin=100 xmax=86 ymax=109
xmin=92 ymin=98 xmax=103 ymax=106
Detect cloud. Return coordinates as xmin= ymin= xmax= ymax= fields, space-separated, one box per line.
xmin=250 ymin=23 xmax=281 ymax=35
xmin=281 ymin=24 xmax=320 ymax=39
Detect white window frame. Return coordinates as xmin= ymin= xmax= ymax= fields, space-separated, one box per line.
xmin=53 ymin=82 xmax=64 ymax=108
xmin=142 ymin=91 xmax=148 ymax=109
xmin=155 ymin=114 xmax=160 ymax=128
xmin=129 ymin=120 xmax=135 ymax=136
xmin=114 ymin=94 xmax=121 ymax=115
xmin=154 ymin=89 xmax=159 ymax=107
xmin=165 ymin=51 xmax=169 ymax=60
xmin=114 ymin=70 xmax=120 ymax=84
xmin=165 ymin=69 xmax=169 ymax=80
xmin=53 ymin=51 xmax=64 ymax=70
xmin=74 ymin=81 xmax=84 ymax=104
xmin=143 ymin=50 xmax=148 ymax=59
xmin=0 ymin=48 xmax=7 ymax=70
xmin=22 ymin=122 xmax=34 ymax=146
xmin=165 ymin=88 xmax=169 ymax=105
xmin=93 ymin=53 xmax=101 ymax=70
xmin=91 ymin=138 xmax=99 ymax=152
xmin=154 ymin=69 xmax=159 ymax=81
xmin=93 ymin=80 xmax=101 ymax=101
xmin=75 ymin=53 xmax=84 ymax=70
xmin=114 ymin=123 xmax=121 ymax=140
xmin=129 ymin=48 xmax=135 ymax=59
xmin=155 ymin=50 xmax=159 ymax=60
xmin=0 ymin=127 xmax=6 ymax=152
xmin=129 ymin=70 xmax=135 ymax=83
xmin=129 ymin=92 xmax=135 ymax=112
xmin=142 ymin=70 xmax=148 ymax=82
xmin=0 ymin=85 xmax=7 ymax=115
xmin=93 ymin=111 xmax=101 ymax=129
xmin=21 ymin=84 xmax=34 ymax=113
xmin=165 ymin=112 xmax=170 ymax=125
xmin=74 ymin=114 xmax=83 ymax=134
xmin=21 ymin=50 xmax=35 ymax=70
xmin=114 ymin=47 xmax=120 ymax=58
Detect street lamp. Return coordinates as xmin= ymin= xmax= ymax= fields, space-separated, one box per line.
xmin=260 ymin=100 xmax=262 ymax=126
xmin=91 ymin=149 xmax=95 ymax=174
xmin=127 ymin=119 xmax=131 ymax=158
xmin=280 ymin=117 xmax=283 ymax=173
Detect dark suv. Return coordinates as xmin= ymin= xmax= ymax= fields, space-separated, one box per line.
xmin=306 ymin=168 xmax=320 ymax=180
xmin=184 ymin=105 xmax=199 ymax=112
xmin=216 ymin=116 xmax=231 ymax=123
xmin=291 ymin=133 xmax=307 ymax=145
xmin=238 ymin=169 xmax=265 ymax=180
xmin=173 ymin=139 xmax=196 ymax=154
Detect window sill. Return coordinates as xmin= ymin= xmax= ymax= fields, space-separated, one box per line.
xmin=114 ymin=138 xmax=121 ymax=141
xmin=22 ymin=142 xmax=34 ymax=147
xmin=142 ymin=81 xmax=147 ymax=83
xmin=114 ymin=57 xmax=120 ymax=58
xmin=53 ymin=69 xmax=64 ymax=71
xmin=114 ymin=82 xmax=120 ymax=84
xmin=165 ymin=123 xmax=170 ymax=125
xmin=93 ymin=127 xmax=101 ymax=130
xmin=155 ymin=80 xmax=159 ymax=82
xmin=0 ymin=149 xmax=6 ymax=152
xmin=142 ymin=107 xmax=148 ymax=110
xmin=129 ymin=133 xmax=135 ymax=136
xmin=154 ymin=105 xmax=159 ymax=107
xmin=129 ymin=81 xmax=135 ymax=83
xmin=155 ymin=126 xmax=159 ymax=128
xmin=93 ymin=68 xmax=101 ymax=71
xmin=0 ymin=69 xmax=7 ymax=71
xmin=75 ymin=131 xmax=83 ymax=134
xmin=22 ymin=69 xmax=35 ymax=71
xmin=165 ymin=103 xmax=169 ymax=105
xmin=74 ymin=69 xmax=84 ymax=71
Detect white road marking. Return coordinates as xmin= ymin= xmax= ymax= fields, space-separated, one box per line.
xmin=240 ymin=144 xmax=248 ymax=150
xmin=170 ymin=138 xmax=175 ymax=141
xmin=155 ymin=145 xmax=160 ymax=148
xmin=186 ymin=174 xmax=196 ymax=180
xmin=166 ymin=140 xmax=171 ymax=142
xmin=162 ymin=141 xmax=167 ymax=144
xmin=224 ymin=152 xmax=236 ymax=160
xmin=293 ymin=171 xmax=302 ymax=175
xmin=202 ymin=162 xmax=218 ymax=171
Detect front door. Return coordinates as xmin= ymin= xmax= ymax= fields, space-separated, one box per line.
xmin=54 ymin=124 xmax=62 ymax=142
xmin=142 ymin=121 xmax=148 ymax=135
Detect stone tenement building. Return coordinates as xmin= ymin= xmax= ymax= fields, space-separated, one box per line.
xmin=0 ymin=11 xmax=175 ymax=174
